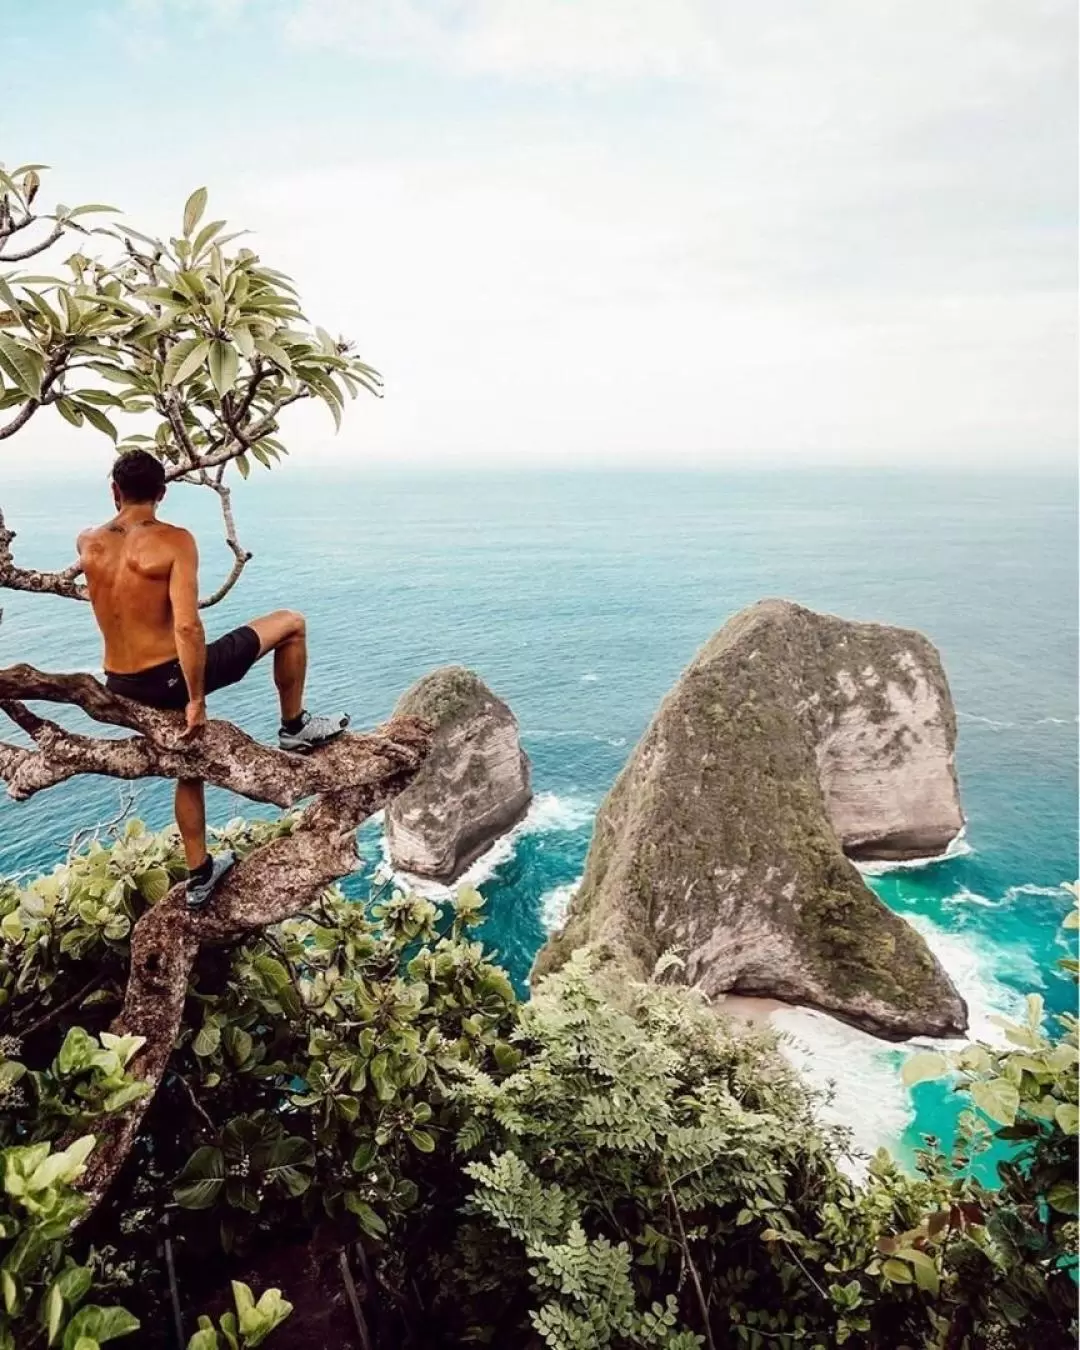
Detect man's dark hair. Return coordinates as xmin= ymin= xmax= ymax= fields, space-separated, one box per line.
xmin=111 ymin=449 xmax=166 ymax=503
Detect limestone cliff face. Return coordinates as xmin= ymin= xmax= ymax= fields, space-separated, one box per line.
xmin=386 ymin=667 xmax=532 ymax=882
xmin=535 ymin=600 xmax=967 ymax=1041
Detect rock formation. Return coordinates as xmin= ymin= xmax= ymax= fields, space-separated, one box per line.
xmin=535 ymin=600 xmax=968 ymax=1041
xmin=386 ymin=666 xmax=532 ymax=881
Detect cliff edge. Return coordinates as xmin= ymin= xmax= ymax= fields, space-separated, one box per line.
xmin=534 ymin=600 xmax=967 ymax=1041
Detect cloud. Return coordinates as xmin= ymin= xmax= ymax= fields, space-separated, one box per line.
xmin=14 ymin=0 xmax=1077 ymax=466
xmin=282 ymin=0 xmax=726 ymax=80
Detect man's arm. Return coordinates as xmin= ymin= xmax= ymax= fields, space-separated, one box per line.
xmin=168 ymin=529 xmax=207 ymax=734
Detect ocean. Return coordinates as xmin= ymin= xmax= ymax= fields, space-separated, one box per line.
xmin=1 ymin=466 xmax=1076 ymax=1168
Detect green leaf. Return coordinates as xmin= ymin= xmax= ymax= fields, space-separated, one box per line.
xmin=56 ymin=397 xmax=85 ymax=428
xmin=75 ymin=404 xmax=118 ymax=442
xmin=1047 ymin=1180 xmax=1078 ymax=1214
xmin=881 ymin=1258 xmax=913 ymax=1284
xmin=62 ymin=1306 xmax=139 ymax=1349
xmin=164 ymin=337 xmax=211 ymax=386
xmin=344 ymin=1193 xmax=387 ymax=1238
xmin=103 ymin=1082 xmax=150 ymax=1112
xmin=252 ymin=335 xmax=292 ymax=374
xmin=191 ymin=219 xmax=227 ymax=258
xmin=65 ymin=204 xmax=120 ymax=219
xmin=0 ymin=332 xmax=43 ymax=399
xmin=208 ymin=339 xmax=238 ymax=396
xmin=897 ymin=1248 xmax=940 ymax=1296
xmin=0 ymin=273 xmax=21 ymax=314
xmin=969 ymin=1077 xmax=1020 ymax=1127
xmin=410 ymin=1129 xmax=435 ymax=1153
xmin=45 ymin=1281 xmax=64 ymax=1345
xmin=173 ymin=1146 xmax=225 ymax=1209
xmin=223 ymin=1026 xmax=254 ymax=1068
xmin=1054 ymin=1102 xmax=1078 ymax=1135
xmin=263 ymin=1136 xmax=313 ymax=1197
xmin=183 ymin=187 xmax=209 ymax=238
xmin=136 ymin=867 xmax=171 ymax=903
xmin=901 ymin=1051 xmax=948 ymax=1087
xmin=192 ymin=1023 xmax=221 ymax=1058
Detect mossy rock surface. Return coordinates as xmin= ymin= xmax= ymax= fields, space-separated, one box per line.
xmin=534 ymin=600 xmax=967 ymax=1041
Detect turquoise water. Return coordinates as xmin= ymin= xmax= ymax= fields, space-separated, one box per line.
xmin=1 ymin=467 xmax=1076 ymax=1163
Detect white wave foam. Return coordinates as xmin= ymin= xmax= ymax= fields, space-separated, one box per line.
xmin=766 ymin=912 xmax=1025 ymax=1172
xmin=581 ymin=672 xmax=600 ymax=683
xmin=769 ymin=1006 xmax=911 ymax=1172
xmin=943 ymin=886 xmax=998 ymax=908
xmin=956 ymin=711 xmax=1016 ymax=730
xmin=855 ymin=829 xmax=973 ymax=877
xmin=382 ymin=792 xmax=595 ymax=899
xmin=1004 ymin=882 xmax=1071 ymax=901
xmin=540 ymin=876 xmax=582 ymax=933
xmin=904 ymin=913 xmax=1027 ymax=1042
xmin=526 ymin=791 xmax=596 ymax=834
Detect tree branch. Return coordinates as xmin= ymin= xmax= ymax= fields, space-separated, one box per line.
xmin=196 ymin=473 xmax=251 ymax=609
xmin=0 ymin=661 xmax=435 ymax=1216
xmin=0 ymin=506 xmax=87 ymax=604
xmin=0 ymin=664 xmax=430 ymax=808
xmin=0 ymin=220 xmax=65 ymax=261
xmin=72 ymin=711 xmax=432 ymax=1215
xmin=165 ymin=391 xmax=305 ymax=482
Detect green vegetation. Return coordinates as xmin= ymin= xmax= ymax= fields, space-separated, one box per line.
xmin=1 ymin=820 xmax=1076 ymax=1348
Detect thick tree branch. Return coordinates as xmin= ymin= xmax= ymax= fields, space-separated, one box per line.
xmin=0 ymin=399 xmax=42 ymax=442
xmin=0 ymin=664 xmax=430 ymax=808
xmin=75 ymin=725 xmax=431 ymax=1213
xmin=0 ymin=661 xmax=434 ymax=1214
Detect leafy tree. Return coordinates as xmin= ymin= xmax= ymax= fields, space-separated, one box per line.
xmin=0 ymin=156 xmax=431 ymax=1226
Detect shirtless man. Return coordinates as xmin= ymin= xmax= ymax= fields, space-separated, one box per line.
xmin=78 ymin=449 xmax=348 ymax=908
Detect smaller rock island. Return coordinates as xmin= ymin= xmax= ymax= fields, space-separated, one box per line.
xmin=386 ymin=666 xmax=532 ymax=881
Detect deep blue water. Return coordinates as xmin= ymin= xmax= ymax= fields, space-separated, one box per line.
xmin=0 ymin=467 xmax=1076 ymax=1162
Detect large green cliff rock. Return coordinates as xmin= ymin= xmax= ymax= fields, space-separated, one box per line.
xmin=534 ymin=600 xmax=967 ymax=1041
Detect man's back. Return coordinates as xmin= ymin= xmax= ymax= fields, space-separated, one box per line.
xmin=78 ymin=518 xmax=191 ymax=674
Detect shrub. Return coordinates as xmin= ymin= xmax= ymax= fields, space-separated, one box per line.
xmin=1 ymin=820 xmax=1076 ymax=1348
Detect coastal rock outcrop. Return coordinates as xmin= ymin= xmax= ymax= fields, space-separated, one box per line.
xmin=386 ymin=666 xmax=532 ymax=881
xmin=535 ymin=600 xmax=967 ymax=1041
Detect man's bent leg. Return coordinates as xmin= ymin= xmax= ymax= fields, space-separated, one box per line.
xmin=243 ymin=608 xmax=349 ymax=751
xmin=246 ymin=609 xmax=307 ymax=723
xmin=175 ymin=777 xmax=208 ymax=870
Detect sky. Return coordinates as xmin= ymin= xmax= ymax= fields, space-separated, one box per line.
xmin=2 ymin=0 xmax=1077 ymax=471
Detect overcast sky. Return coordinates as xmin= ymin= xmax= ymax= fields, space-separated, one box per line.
xmin=4 ymin=0 xmax=1077 ymax=470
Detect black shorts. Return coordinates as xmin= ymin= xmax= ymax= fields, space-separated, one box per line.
xmin=104 ymin=625 xmax=261 ymax=711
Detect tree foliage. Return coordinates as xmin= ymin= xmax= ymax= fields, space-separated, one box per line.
xmin=2 ymin=818 xmax=1076 ymax=1349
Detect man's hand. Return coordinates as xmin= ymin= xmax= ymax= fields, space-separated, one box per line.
xmin=183 ymin=699 xmax=208 ymax=739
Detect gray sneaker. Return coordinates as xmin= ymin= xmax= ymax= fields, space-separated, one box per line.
xmin=278 ymin=710 xmax=350 ymax=753
xmin=186 ymin=851 xmax=235 ymax=911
